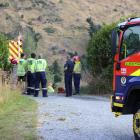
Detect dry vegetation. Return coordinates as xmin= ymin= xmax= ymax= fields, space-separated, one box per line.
xmin=0 ymin=72 xmax=37 ymax=140
xmin=0 ymin=0 xmax=140 ymax=64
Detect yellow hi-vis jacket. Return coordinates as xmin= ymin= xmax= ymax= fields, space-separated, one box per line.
xmin=73 ymin=61 xmax=81 ymax=74
xmin=17 ymin=59 xmax=27 ymax=76
xmin=35 ymin=59 xmax=47 ymax=72
xmin=27 ymin=58 xmax=36 ymax=73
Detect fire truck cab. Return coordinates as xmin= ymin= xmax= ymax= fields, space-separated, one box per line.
xmin=111 ymin=17 xmax=140 ymax=139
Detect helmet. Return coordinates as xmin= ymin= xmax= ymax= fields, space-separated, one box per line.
xmin=76 ymin=56 xmax=80 ymax=61
xmin=73 ymin=56 xmax=80 ymax=61
xmin=10 ymin=58 xmax=18 ymax=64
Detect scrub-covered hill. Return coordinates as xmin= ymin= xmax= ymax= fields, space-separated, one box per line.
xmin=0 ymin=0 xmax=140 ymax=63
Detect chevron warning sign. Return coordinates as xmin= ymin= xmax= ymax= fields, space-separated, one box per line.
xmin=9 ymin=40 xmax=23 ymax=61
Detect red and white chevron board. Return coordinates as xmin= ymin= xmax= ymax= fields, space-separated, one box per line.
xmin=9 ymin=40 xmax=23 ymax=60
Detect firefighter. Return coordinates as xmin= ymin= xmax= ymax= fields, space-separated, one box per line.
xmin=17 ymin=53 xmax=27 ymax=93
xmin=34 ymin=54 xmax=48 ymax=97
xmin=64 ymin=55 xmax=74 ymax=97
xmin=26 ymin=53 xmax=36 ymax=95
xmin=73 ymin=56 xmax=81 ymax=95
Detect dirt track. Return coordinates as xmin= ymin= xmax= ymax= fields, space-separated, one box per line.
xmin=33 ymin=94 xmax=134 ymax=140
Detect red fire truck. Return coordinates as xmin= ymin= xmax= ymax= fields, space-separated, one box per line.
xmin=111 ymin=17 xmax=140 ymax=139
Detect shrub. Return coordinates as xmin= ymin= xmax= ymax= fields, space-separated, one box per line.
xmin=44 ymin=27 xmax=56 ymax=34
xmin=0 ymin=3 xmax=9 ymax=8
xmin=34 ymin=33 xmax=42 ymax=42
xmin=113 ymin=8 xmax=117 ymax=12
xmin=49 ymin=60 xmax=62 ymax=84
xmin=59 ymin=0 xmax=63 ymax=3
xmin=46 ymin=66 xmax=54 ymax=83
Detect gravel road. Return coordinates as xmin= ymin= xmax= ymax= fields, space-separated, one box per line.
xmin=33 ymin=94 xmax=134 ymax=140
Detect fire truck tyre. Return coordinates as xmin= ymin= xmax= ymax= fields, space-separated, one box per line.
xmin=133 ymin=109 xmax=140 ymax=140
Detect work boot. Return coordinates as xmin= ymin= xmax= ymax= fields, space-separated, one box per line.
xmin=43 ymin=95 xmax=48 ymax=97
xmin=27 ymin=92 xmax=31 ymax=95
xmin=73 ymin=92 xmax=80 ymax=95
xmin=33 ymin=93 xmax=38 ymax=97
xmin=42 ymin=92 xmax=48 ymax=97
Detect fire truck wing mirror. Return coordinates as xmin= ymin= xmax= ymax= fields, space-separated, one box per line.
xmin=119 ymin=25 xmax=128 ymax=31
xmin=111 ymin=29 xmax=118 ymax=56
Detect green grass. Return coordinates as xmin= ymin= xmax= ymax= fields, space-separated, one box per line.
xmin=0 ymin=87 xmax=37 ymax=140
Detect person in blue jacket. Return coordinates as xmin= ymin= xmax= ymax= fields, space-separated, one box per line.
xmin=64 ymin=55 xmax=74 ymax=97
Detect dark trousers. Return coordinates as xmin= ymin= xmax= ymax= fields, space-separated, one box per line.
xmin=35 ymin=72 xmax=47 ymax=97
xmin=73 ymin=73 xmax=81 ymax=94
xmin=27 ymin=72 xmax=35 ymax=95
xmin=65 ymin=73 xmax=72 ymax=96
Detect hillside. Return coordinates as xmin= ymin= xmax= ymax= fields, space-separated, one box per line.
xmin=0 ymin=0 xmax=140 ymax=63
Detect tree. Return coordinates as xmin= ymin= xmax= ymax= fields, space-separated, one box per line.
xmin=86 ymin=17 xmax=101 ymax=38
xmin=0 ymin=33 xmax=10 ymax=70
xmin=87 ymin=23 xmax=116 ymax=79
xmin=86 ymin=23 xmax=117 ymax=93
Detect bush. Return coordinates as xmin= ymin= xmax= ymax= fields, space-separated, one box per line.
xmin=44 ymin=27 xmax=56 ymax=34
xmin=0 ymin=3 xmax=9 ymax=8
xmin=59 ymin=0 xmax=63 ymax=3
xmin=49 ymin=60 xmax=62 ymax=84
xmin=34 ymin=33 xmax=42 ymax=42
xmin=46 ymin=66 xmax=54 ymax=83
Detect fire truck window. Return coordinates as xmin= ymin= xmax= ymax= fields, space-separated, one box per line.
xmin=120 ymin=26 xmax=140 ymax=60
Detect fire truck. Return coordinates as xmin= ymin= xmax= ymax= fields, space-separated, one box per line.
xmin=9 ymin=35 xmax=23 ymax=63
xmin=111 ymin=17 xmax=140 ymax=139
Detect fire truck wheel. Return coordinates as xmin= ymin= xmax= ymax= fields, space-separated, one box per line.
xmin=133 ymin=109 xmax=140 ymax=140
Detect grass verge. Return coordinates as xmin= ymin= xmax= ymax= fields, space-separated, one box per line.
xmin=0 ymin=87 xmax=37 ymax=140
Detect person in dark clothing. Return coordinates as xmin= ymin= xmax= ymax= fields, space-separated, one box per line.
xmin=26 ymin=53 xmax=36 ymax=95
xmin=64 ymin=56 xmax=74 ymax=97
xmin=34 ymin=54 xmax=48 ymax=97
